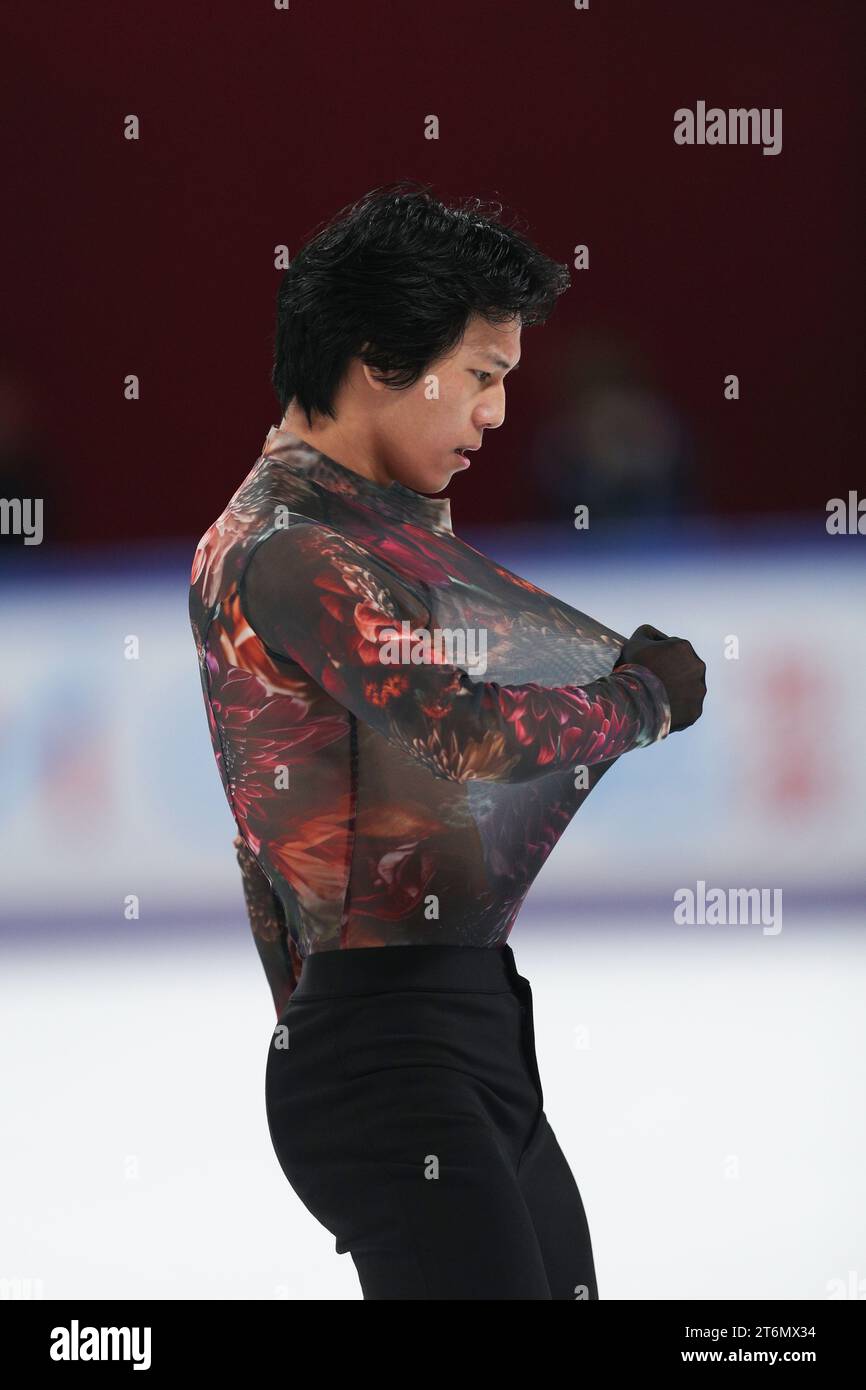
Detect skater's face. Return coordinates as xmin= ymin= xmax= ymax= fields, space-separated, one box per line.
xmin=361 ymin=311 xmax=522 ymax=495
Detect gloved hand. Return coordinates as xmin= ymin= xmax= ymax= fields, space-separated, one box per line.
xmin=614 ymin=623 xmax=707 ymax=733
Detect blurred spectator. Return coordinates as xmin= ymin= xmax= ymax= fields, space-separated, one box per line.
xmin=530 ymin=331 xmax=702 ymax=522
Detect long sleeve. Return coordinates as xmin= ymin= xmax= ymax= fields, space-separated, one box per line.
xmin=238 ymin=520 xmax=671 ymax=785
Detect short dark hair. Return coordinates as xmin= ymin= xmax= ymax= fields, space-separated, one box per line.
xmin=271 ymin=180 xmax=571 ymax=425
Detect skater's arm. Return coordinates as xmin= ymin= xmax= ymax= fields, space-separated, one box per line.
xmin=238 ymin=521 xmax=671 ymax=783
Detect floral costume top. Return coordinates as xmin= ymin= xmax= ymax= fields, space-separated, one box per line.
xmin=189 ymin=425 xmax=672 ymax=1016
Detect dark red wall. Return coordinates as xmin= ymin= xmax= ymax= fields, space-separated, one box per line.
xmin=4 ymin=0 xmax=863 ymax=546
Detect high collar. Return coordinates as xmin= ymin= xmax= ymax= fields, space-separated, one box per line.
xmin=260 ymin=426 xmax=454 ymax=537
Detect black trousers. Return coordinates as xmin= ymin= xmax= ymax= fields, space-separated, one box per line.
xmin=264 ymin=942 xmax=599 ymax=1299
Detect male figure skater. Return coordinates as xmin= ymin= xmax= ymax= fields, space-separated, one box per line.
xmin=189 ymin=181 xmax=706 ymax=1298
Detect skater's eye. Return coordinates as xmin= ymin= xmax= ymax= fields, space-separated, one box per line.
xmin=471 ymin=370 xmax=492 ymax=383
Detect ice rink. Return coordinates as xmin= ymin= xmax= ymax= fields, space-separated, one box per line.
xmin=2 ymin=907 xmax=863 ymax=1301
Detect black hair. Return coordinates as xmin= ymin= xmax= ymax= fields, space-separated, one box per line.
xmin=271 ymin=179 xmax=571 ymax=425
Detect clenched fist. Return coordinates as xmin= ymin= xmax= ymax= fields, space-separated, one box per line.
xmin=615 ymin=623 xmax=707 ymax=733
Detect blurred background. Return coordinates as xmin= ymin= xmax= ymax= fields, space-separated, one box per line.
xmin=1 ymin=0 xmax=864 ymax=1301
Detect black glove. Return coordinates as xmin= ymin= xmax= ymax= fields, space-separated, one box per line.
xmin=615 ymin=624 xmax=707 ymax=733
